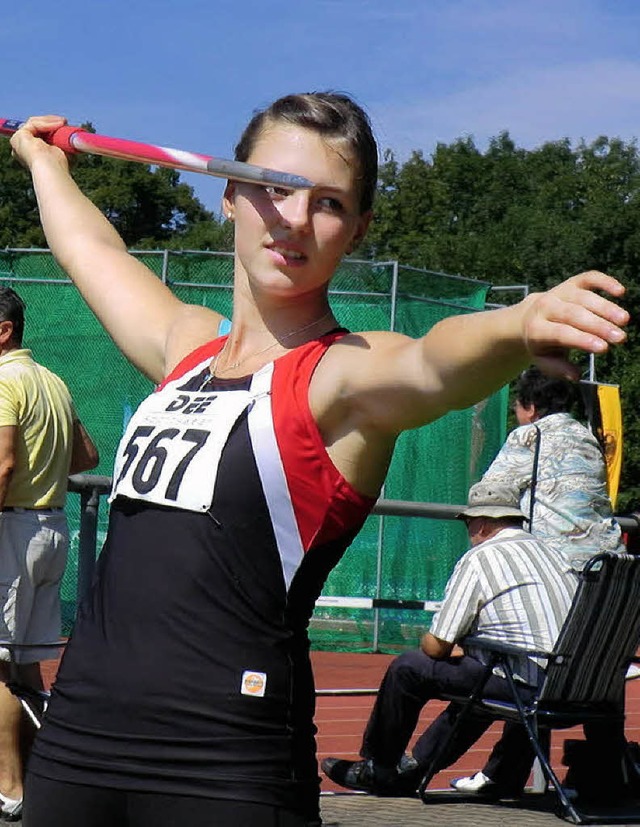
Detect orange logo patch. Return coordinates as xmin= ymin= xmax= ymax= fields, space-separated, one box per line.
xmin=241 ymin=670 xmax=267 ymax=697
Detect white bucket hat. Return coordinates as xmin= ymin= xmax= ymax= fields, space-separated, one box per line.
xmin=457 ymin=481 xmax=525 ymax=520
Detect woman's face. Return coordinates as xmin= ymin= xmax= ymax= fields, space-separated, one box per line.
xmin=223 ymin=123 xmax=371 ymax=299
xmin=513 ymin=398 xmax=538 ymax=425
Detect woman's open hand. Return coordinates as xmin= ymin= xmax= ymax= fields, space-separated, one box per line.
xmin=521 ymin=271 xmax=629 ymax=379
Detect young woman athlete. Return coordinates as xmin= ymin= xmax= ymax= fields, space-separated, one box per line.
xmin=9 ymin=92 xmax=629 ymax=827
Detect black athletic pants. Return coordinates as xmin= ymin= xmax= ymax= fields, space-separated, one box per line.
xmin=23 ymin=774 xmax=313 ymax=827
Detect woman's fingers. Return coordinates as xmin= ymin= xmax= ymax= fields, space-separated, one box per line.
xmin=9 ymin=115 xmax=69 ymax=169
xmin=523 ymin=271 xmax=629 ymax=361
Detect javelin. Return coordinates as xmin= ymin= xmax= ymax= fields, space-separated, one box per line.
xmin=0 ymin=118 xmax=314 ymax=190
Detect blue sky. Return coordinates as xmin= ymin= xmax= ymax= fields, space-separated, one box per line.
xmin=4 ymin=0 xmax=640 ymax=215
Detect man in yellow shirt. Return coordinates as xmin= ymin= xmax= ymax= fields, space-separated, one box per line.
xmin=0 ymin=286 xmax=98 ymax=821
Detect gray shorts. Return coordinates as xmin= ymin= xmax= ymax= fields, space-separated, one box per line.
xmin=0 ymin=509 xmax=69 ymax=663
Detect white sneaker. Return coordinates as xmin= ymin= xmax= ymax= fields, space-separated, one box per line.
xmin=0 ymin=791 xmax=23 ymax=822
xmin=451 ymin=771 xmax=525 ymax=799
xmin=450 ymin=771 xmax=494 ymax=793
xmin=626 ymin=663 xmax=640 ymax=680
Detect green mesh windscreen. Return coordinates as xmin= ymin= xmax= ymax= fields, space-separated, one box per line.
xmin=0 ymin=250 xmax=507 ymax=650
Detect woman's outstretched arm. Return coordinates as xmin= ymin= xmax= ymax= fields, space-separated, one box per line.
xmin=317 ymin=270 xmax=628 ymax=435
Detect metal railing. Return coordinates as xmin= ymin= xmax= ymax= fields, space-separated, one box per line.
xmin=66 ymin=474 xmax=640 ymax=608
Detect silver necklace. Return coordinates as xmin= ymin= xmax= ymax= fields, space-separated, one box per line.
xmin=206 ymin=309 xmax=335 ymax=383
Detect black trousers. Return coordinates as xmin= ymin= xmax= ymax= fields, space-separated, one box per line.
xmin=360 ymin=649 xmax=536 ymax=791
xmin=23 ymin=774 xmax=312 ymax=827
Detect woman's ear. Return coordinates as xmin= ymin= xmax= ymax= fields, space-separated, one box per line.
xmin=222 ymin=181 xmax=236 ymax=222
xmin=347 ymin=210 xmax=373 ymax=254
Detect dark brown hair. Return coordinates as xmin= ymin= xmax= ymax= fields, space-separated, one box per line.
xmin=234 ymin=91 xmax=378 ymax=214
xmin=0 ymin=286 xmax=25 ymax=345
xmin=516 ymin=366 xmax=576 ymax=417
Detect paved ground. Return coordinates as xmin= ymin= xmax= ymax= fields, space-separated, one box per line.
xmin=6 ymin=794 xmax=640 ymax=827
xmin=320 ymin=790 xmax=640 ymax=826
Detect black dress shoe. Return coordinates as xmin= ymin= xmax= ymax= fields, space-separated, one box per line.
xmin=395 ymin=753 xmax=421 ymax=795
xmin=321 ymin=757 xmax=378 ymax=792
xmin=321 ymin=756 xmax=419 ymax=796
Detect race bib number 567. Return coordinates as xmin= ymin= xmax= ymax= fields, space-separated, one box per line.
xmin=111 ymin=386 xmax=254 ymax=512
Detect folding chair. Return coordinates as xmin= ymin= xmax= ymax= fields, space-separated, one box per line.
xmin=417 ymin=552 xmax=640 ymax=825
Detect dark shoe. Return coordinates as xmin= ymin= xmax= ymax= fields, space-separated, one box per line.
xmin=398 ymin=753 xmax=419 ymax=774
xmin=395 ymin=753 xmax=421 ymax=795
xmin=321 ymin=757 xmax=378 ymax=792
xmin=321 ymin=756 xmax=418 ymax=797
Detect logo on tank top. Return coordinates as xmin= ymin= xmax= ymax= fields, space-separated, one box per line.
xmin=241 ymin=670 xmax=267 ymax=697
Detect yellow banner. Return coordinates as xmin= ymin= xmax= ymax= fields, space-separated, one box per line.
xmin=596 ymin=384 xmax=623 ymax=510
xmin=579 ymin=381 xmax=623 ymax=509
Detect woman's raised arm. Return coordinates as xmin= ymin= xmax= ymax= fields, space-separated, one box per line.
xmin=10 ymin=116 xmax=221 ymax=382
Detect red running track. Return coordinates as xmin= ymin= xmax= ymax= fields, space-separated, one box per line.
xmin=312 ymin=651 xmax=640 ymax=793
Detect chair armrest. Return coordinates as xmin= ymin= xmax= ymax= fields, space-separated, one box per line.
xmin=464 ymin=636 xmax=551 ymax=660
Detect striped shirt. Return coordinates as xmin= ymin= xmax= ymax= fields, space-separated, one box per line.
xmin=430 ymin=527 xmax=577 ymax=686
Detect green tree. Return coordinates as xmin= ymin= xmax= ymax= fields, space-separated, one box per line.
xmin=0 ymin=137 xmax=48 ymax=247
xmin=175 ymin=217 xmax=234 ymax=252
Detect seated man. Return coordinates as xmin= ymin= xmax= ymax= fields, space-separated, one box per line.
xmin=453 ymin=366 xmax=625 ymax=797
xmin=322 ymin=481 xmax=577 ymax=797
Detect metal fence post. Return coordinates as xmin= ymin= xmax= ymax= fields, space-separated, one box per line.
xmin=77 ymin=485 xmax=99 ymax=606
xmin=68 ymin=474 xmax=112 ymax=607
xmin=371 ymin=261 xmax=401 ymax=651
xmin=161 ymin=248 xmax=169 ymax=284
